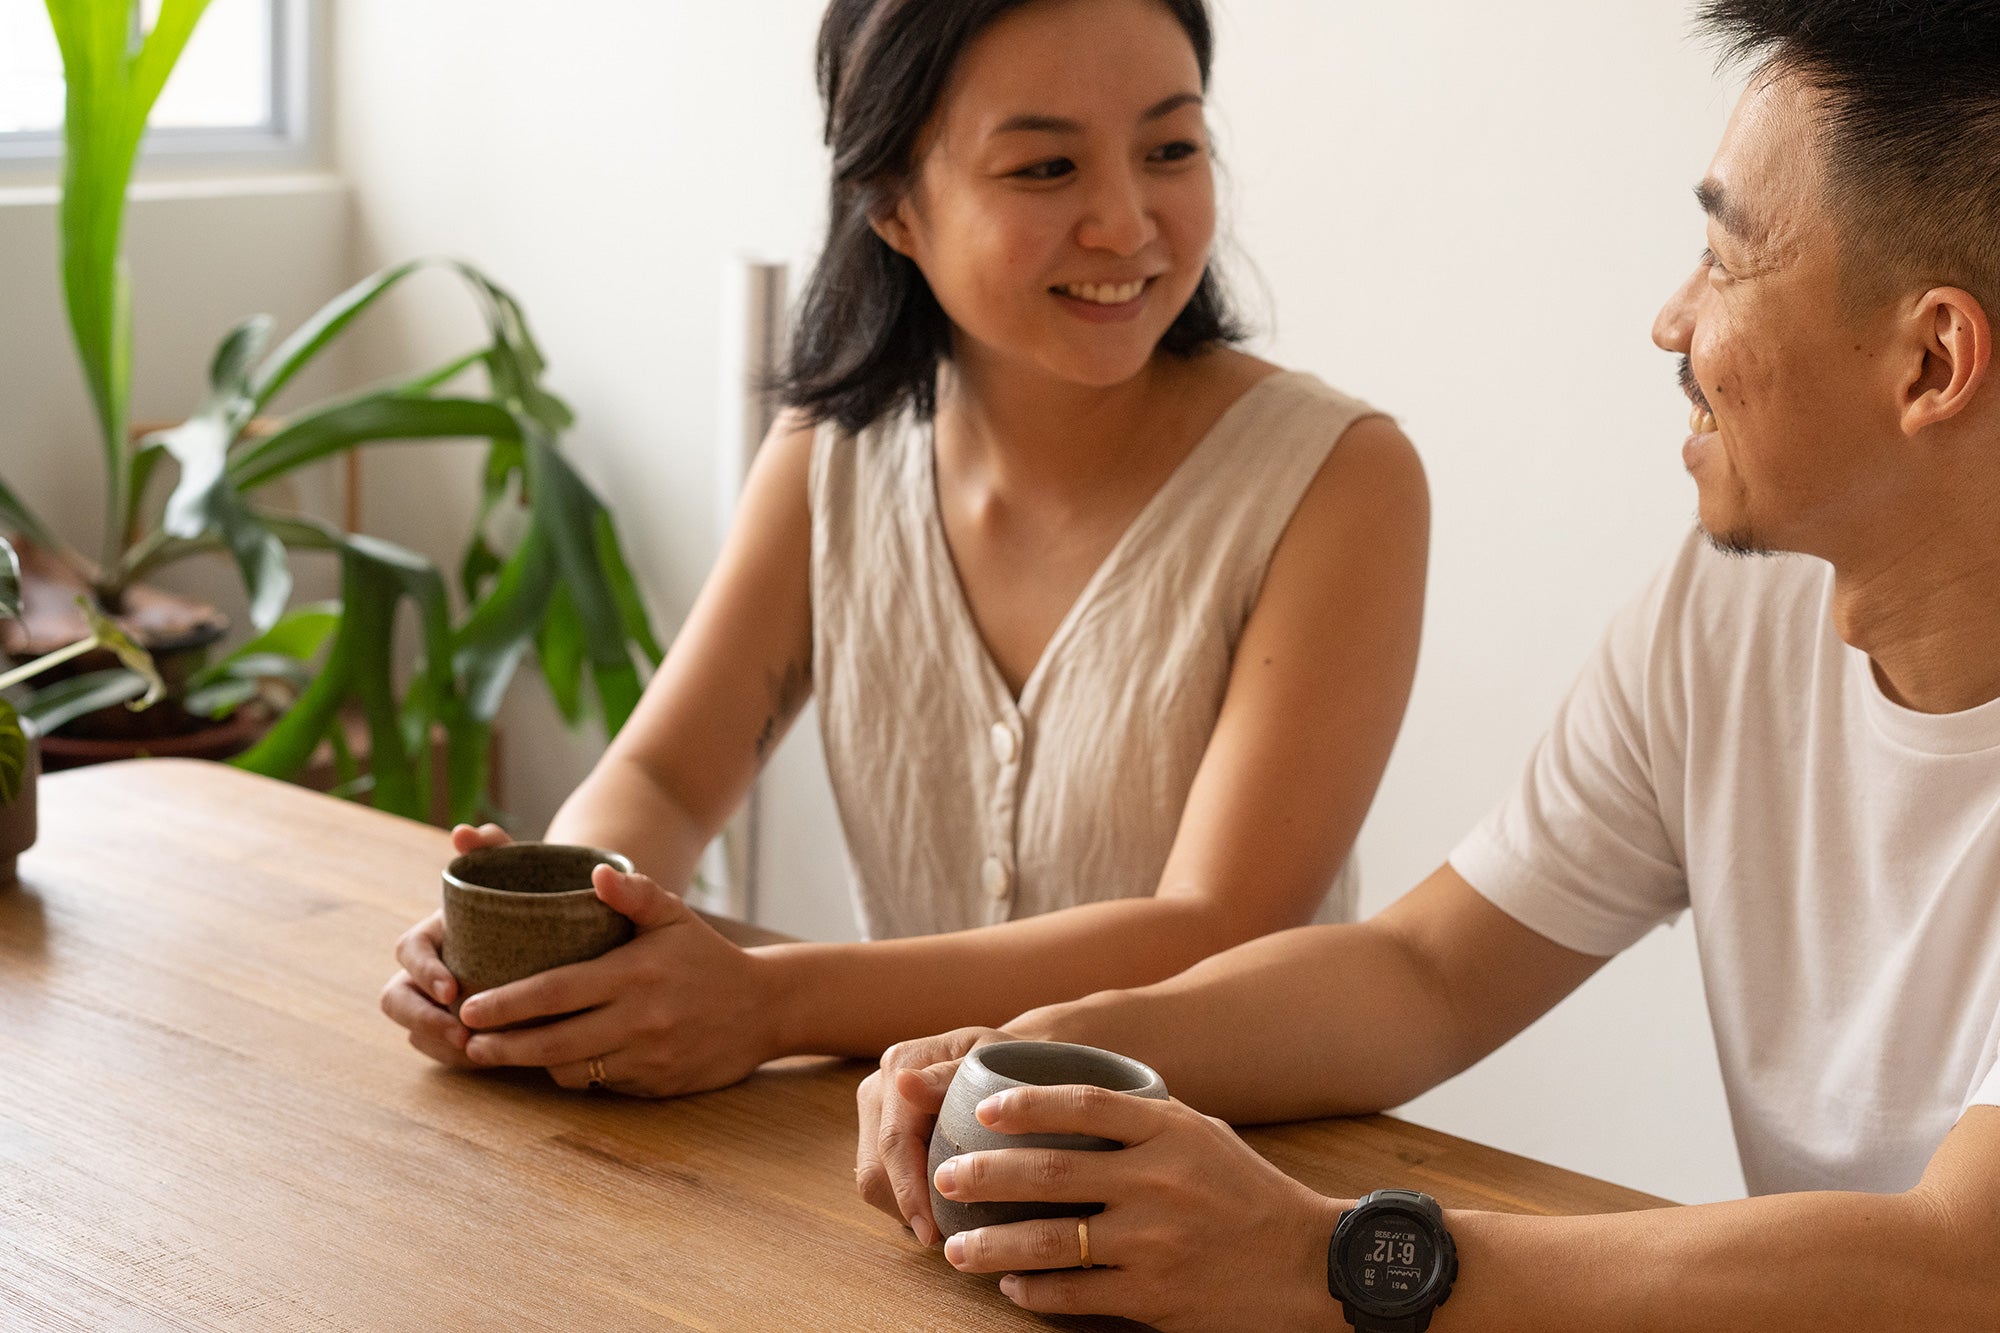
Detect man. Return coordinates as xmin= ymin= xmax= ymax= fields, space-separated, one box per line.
xmin=852 ymin=2 xmax=2000 ymax=1328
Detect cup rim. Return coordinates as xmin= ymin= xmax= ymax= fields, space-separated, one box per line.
xmin=965 ymin=1040 xmax=1165 ymax=1098
xmin=442 ymin=841 xmax=634 ymax=901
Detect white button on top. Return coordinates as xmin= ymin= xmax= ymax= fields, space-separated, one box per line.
xmin=981 ymin=855 xmax=1011 ymax=900
xmin=990 ymin=722 xmax=1018 ymax=764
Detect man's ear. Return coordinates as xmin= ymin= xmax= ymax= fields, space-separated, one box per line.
xmin=1901 ymin=287 xmax=1993 ymax=436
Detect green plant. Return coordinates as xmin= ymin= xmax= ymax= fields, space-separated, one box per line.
xmin=0 ymin=537 xmax=163 ymax=804
xmin=3 ymin=0 xmax=663 ymax=823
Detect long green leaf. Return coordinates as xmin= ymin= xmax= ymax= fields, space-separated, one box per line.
xmin=535 ymin=580 xmax=585 ymax=726
xmin=0 ymin=538 xmax=19 ymax=622
xmin=227 ymin=394 xmax=520 ymax=494
xmin=47 ymin=0 xmax=215 ymax=572
xmin=250 ymin=259 xmax=421 ymax=409
xmin=188 ymin=600 xmax=339 ymax=689
xmin=21 ymin=667 xmax=148 ymax=735
xmin=0 ymin=473 xmax=63 ymax=554
xmin=454 ymin=526 xmax=556 ymax=723
xmin=593 ymin=509 xmax=663 ymax=668
xmin=0 ymin=699 xmax=23 ymax=805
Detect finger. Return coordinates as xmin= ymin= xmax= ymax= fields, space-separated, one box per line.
xmin=1000 ymin=1268 xmax=1130 ymax=1318
xmin=593 ymin=866 xmax=695 ymax=932
xmin=946 ymin=1214 xmax=1104 ymax=1275
xmin=548 ymin=1049 xmax=626 ymax=1093
xmin=457 ymin=952 xmax=620 ymax=1032
xmin=394 ymin=912 xmax=456 ymax=1006
xmin=449 ymin=823 xmax=511 ymax=853
xmin=976 ymin=1084 xmax=1181 ymax=1145
xmin=464 ymin=1002 xmax=626 ymax=1070
xmin=935 ymin=1146 xmax=1128 ymax=1206
xmin=855 ymin=1071 xmax=898 ymax=1219
xmin=380 ymin=973 xmax=474 ymax=1067
xmin=881 ymin=1059 xmax=958 ymax=1244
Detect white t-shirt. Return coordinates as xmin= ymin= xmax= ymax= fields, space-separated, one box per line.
xmin=1451 ymin=529 xmax=2000 ymax=1197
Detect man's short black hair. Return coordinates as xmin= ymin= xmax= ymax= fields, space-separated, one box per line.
xmin=1696 ymin=0 xmax=2000 ymax=311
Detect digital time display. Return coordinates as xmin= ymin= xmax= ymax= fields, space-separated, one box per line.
xmin=1342 ymin=1218 xmax=1435 ymax=1301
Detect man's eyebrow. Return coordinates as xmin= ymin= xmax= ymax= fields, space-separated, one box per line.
xmin=990 ymin=93 xmax=1203 ymax=138
xmin=1695 ymin=178 xmax=1760 ymax=243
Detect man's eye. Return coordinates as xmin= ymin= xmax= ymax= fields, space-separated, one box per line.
xmin=1702 ymin=247 xmax=1727 ymax=275
xmin=1151 ymin=140 xmax=1200 ymax=163
xmin=1014 ymin=158 xmax=1075 ymax=182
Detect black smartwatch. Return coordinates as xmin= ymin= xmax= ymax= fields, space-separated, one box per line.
xmin=1326 ymin=1189 xmax=1458 ymax=1333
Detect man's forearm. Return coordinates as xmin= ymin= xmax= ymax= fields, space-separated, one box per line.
xmin=1426 ymin=1183 xmax=1997 ymax=1333
xmin=1013 ymin=919 xmax=1466 ymax=1123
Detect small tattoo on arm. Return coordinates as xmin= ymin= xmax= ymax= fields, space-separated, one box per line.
xmin=755 ymin=656 xmax=811 ymax=761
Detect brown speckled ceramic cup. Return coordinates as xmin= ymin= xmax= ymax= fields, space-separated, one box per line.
xmin=440 ymin=843 xmax=635 ymax=1009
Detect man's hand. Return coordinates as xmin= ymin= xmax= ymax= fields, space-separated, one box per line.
xmin=855 ymin=1027 xmax=1018 ymax=1246
xmin=932 ymin=1084 xmax=1343 ymax=1331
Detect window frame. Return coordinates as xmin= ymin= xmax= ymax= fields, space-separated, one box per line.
xmin=0 ymin=0 xmax=322 ymax=175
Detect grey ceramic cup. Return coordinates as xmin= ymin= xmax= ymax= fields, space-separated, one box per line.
xmin=927 ymin=1040 xmax=1169 ymax=1240
xmin=439 ymin=842 xmax=636 ymax=1010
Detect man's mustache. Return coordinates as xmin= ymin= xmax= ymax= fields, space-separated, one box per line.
xmin=1679 ymin=357 xmax=1713 ymax=415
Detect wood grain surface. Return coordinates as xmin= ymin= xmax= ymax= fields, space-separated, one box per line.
xmin=0 ymin=761 xmax=1669 ymax=1331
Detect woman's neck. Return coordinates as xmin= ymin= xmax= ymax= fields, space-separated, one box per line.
xmin=936 ymin=348 xmax=1195 ymax=498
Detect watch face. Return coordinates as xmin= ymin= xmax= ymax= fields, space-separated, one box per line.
xmin=1341 ymin=1211 xmax=1436 ymax=1307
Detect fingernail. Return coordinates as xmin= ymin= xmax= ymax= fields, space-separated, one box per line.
xmin=933 ymin=1160 xmax=958 ymax=1196
xmin=976 ymin=1092 xmax=1011 ymax=1124
xmin=944 ymin=1234 xmax=966 ymax=1267
xmin=464 ymin=1037 xmax=487 ymax=1064
xmin=914 ymin=1215 xmax=938 ymax=1248
xmin=999 ymin=1275 xmax=1021 ymax=1300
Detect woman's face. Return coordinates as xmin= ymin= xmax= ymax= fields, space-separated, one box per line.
xmin=875 ymin=0 xmax=1217 ymax=393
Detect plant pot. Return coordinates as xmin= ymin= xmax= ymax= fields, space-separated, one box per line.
xmin=0 ymin=739 xmax=38 ymax=885
xmin=36 ymin=704 xmax=267 ymax=772
xmin=0 ymin=536 xmax=241 ymax=763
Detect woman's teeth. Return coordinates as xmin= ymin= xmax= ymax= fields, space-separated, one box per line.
xmin=1059 ymin=280 xmax=1146 ymax=305
xmin=1689 ymin=403 xmax=1718 ymax=435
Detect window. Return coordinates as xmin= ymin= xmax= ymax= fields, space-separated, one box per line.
xmin=0 ymin=0 xmax=314 ymax=166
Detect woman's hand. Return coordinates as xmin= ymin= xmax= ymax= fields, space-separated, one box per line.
xmin=379 ymin=822 xmax=513 ymax=1068
xmin=932 ymin=1086 xmax=1345 ymax=1332
xmin=452 ymin=863 xmax=781 ymax=1097
xmin=855 ymin=1027 xmax=1017 ymax=1245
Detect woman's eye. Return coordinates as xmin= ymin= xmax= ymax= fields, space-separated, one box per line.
xmin=1150 ymin=140 xmax=1200 ymax=164
xmin=1014 ymin=158 xmax=1075 ymax=182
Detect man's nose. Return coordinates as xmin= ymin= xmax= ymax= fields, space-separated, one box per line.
xmin=1653 ymin=266 xmax=1702 ymax=353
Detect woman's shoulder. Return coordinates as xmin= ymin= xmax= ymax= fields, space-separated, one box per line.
xmin=1179 ymin=350 xmax=1383 ymax=435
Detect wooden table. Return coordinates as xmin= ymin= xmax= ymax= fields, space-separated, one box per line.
xmin=0 ymin=761 xmax=1669 ymax=1330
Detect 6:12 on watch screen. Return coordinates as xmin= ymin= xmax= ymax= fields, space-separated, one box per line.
xmin=1344 ymin=1220 xmax=1434 ymax=1299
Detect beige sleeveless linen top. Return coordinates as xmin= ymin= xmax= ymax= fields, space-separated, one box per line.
xmin=809 ymin=370 xmax=1378 ymax=940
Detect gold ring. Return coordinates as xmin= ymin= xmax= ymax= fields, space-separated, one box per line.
xmin=586 ymin=1055 xmax=608 ymax=1090
xmin=1077 ymin=1217 xmax=1093 ymax=1269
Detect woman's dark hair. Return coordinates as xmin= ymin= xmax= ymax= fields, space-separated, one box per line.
xmin=1696 ymin=0 xmax=2000 ymax=312
xmin=780 ymin=0 xmax=1245 ymax=433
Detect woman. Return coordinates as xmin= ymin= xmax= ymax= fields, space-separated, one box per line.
xmin=380 ymin=0 xmax=1427 ymax=1114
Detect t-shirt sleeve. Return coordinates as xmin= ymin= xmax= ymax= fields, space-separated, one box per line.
xmin=1450 ymin=554 xmax=1693 ymax=957
xmin=1969 ymin=1042 xmax=2000 ymax=1114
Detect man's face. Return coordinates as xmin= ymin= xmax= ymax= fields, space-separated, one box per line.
xmin=1652 ymin=73 xmax=1906 ymax=559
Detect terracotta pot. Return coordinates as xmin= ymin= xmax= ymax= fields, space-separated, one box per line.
xmin=0 ymin=740 xmax=39 ymax=886
xmin=927 ymin=1041 xmax=1169 ymax=1240
xmin=35 ymin=704 xmax=267 ymax=772
xmin=440 ymin=843 xmax=636 ymax=1010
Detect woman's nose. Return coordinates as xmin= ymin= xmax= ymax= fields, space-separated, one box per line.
xmin=1076 ymin=169 xmax=1156 ymax=257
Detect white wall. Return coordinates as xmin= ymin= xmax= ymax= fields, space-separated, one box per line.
xmin=323 ymin=0 xmax=1745 ymax=1202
